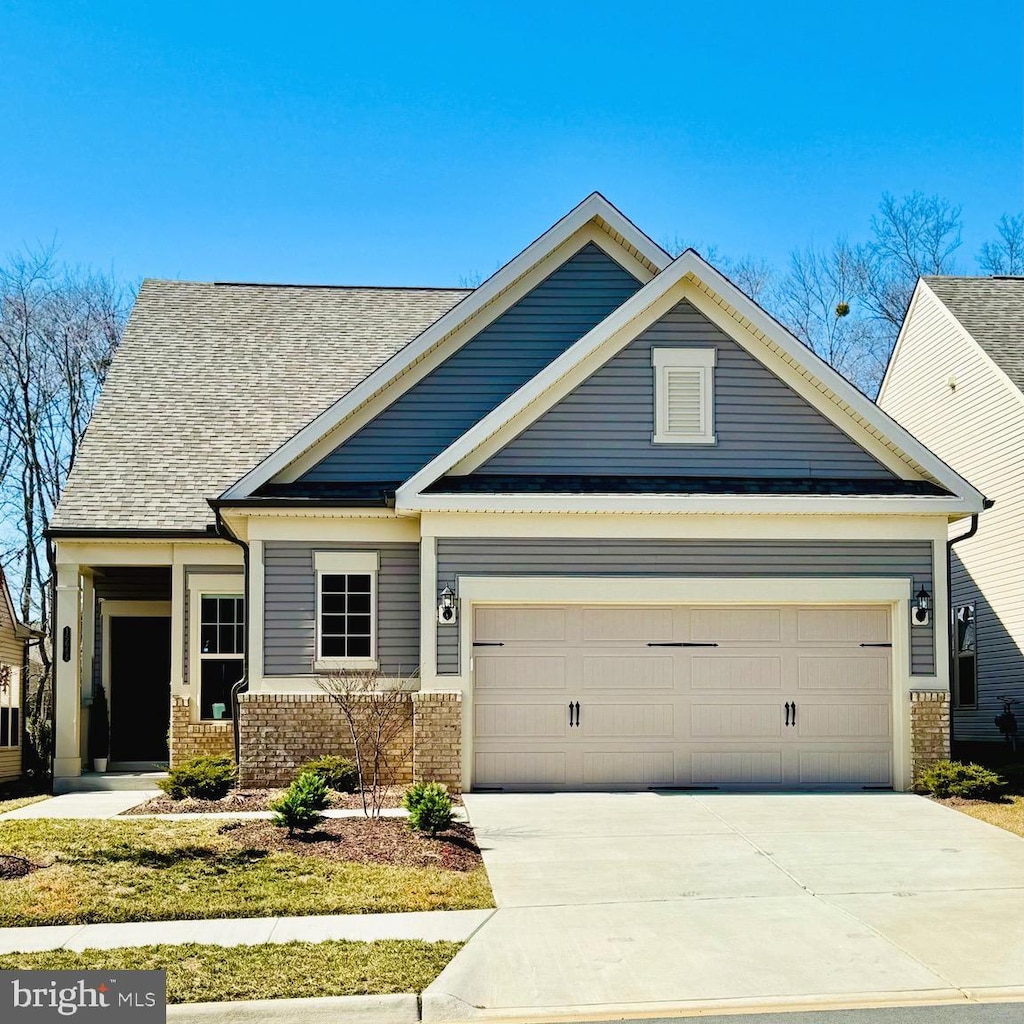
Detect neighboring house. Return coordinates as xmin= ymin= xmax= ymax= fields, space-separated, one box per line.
xmin=49 ymin=195 xmax=985 ymax=794
xmin=879 ymin=276 xmax=1024 ymax=747
xmin=0 ymin=568 xmax=36 ymax=782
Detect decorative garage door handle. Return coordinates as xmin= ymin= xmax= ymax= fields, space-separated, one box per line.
xmin=568 ymin=701 xmax=580 ymax=727
xmin=785 ymin=702 xmax=792 ymax=727
xmin=784 ymin=702 xmax=798 ymax=727
xmin=647 ymin=642 xmax=719 ymax=647
xmin=860 ymin=643 xmax=892 ymax=648
xmin=472 ymin=641 xmax=505 ymax=647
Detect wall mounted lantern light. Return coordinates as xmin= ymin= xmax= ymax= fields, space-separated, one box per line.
xmin=913 ymin=585 xmax=932 ymax=626
xmin=437 ymin=585 xmax=457 ymax=625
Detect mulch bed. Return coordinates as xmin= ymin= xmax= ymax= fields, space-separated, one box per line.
xmin=0 ymin=855 xmax=44 ymax=880
xmin=218 ymin=817 xmax=483 ymax=872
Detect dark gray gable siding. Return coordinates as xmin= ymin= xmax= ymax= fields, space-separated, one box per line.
xmin=263 ymin=541 xmax=419 ymax=677
xmin=476 ymin=301 xmax=894 ymax=479
xmin=298 ymin=244 xmax=643 ymax=484
xmin=435 ymin=538 xmax=934 ymax=676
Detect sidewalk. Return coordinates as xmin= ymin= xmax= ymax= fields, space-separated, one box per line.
xmin=0 ymin=909 xmax=493 ymax=954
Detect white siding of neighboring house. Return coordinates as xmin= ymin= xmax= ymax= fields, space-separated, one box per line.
xmin=880 ymin=283 xmax=1024 ymax=742
xmin=0 ymin=587 xmax=24 ymax=781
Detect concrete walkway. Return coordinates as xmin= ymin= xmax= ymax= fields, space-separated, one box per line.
xmin=423 ymin=792 xmax=1024 ymax=1020
xmin=0 ymin=909 xmax=493 ymax=954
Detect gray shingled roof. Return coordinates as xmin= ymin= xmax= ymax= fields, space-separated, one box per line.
xmin=925 ymin=276 xmax=1024 ymax=391
xmin=51 ymin=280 xmax=469 ymax=532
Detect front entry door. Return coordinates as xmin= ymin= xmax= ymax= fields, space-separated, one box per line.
xmin=109 ymin=616 xmax=171 ymax=763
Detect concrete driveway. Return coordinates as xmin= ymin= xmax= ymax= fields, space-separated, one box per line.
xmin=422 ymin=793 xmax=1024 ymax=1020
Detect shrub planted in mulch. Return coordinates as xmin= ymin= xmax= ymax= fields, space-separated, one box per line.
xmin=219 ymin=817 xmax=482 ymax=872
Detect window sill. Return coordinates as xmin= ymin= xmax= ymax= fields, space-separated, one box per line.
xmin=198 ymin=718 xmax=234 ymax=725
xmin=314 ymin=658 xmax=379 ymax=672
xmin=652 ymin=432 xmax=717 ymax=445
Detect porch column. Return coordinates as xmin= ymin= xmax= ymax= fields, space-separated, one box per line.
xmin=54 ymin=562 xmax=83 ymax=778
xmin=79 ymin=570 xmax=95 ymax=761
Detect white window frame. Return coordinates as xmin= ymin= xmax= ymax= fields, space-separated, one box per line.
xmin=652 ymin=347 xmax=716 ymax=445
xmin=0 ymin=663 xmax=19 ymax=748
xmin=187 ymin=574 xmax=244 ymax=723
xmin=314 ymin=550 xmax=379 ymax=670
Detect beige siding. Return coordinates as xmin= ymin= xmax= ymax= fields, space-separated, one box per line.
xmin=880 ymin=285 xmax=1024 ymax=740
xmin=0 ymin=588 xmax=22 ymax=667
xmin=0 ymin=748 xmax=21 ymax=782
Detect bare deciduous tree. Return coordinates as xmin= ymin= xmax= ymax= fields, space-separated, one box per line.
xmin=315 ymin=668 xmax=415 ymax=818
xmin=0 ymin=245 xmax=131 ymax=773
xmin=979 ymin=214 xmax=1024 ymax=276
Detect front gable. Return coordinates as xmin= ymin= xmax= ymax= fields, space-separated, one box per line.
xmin=283 ymin=243 xmax=644 ymax=487
xmin=472 ymin=298 xmax=895 ymax=481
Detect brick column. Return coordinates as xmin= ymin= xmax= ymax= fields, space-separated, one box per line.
xmin=910 ymin=689 xmax=950 ymax=785
xmin=412 ymin=691 xmax=463 ymax=793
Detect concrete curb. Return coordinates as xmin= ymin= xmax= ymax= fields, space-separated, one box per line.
xmin=168 ymin=994 xmax=419 ymax=1024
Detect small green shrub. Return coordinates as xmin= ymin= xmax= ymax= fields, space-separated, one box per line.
xmin=918 ymin=760 xmax=1006 ymax=800
xmin=272 ymin=771 xmax=330 ymax=836
xmin=158 ymin=755 xmax=236 ymax=801
xmin=403 ymin=781 xmax=454 ymax=836
xmin=298 ymin=755 xmax=359 ymax=793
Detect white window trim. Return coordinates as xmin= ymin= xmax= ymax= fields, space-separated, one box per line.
xmin=652 ymin=347 xmax=716 ymax=445
xmin=314 ymin=550 xmax=380 ymax=670
xmin=187 ymin=574 xmax=244 ymax=723
xmin=0 ymin=663 xmax=19 ymax=748
xmin=953 ymin=602 xmax=978 ymax=710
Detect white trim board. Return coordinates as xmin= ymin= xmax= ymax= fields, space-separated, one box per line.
xmin=220 ymin=194 xmax=671 ymax=499
xmin=396 ymin=250 xmax=985 ymax=513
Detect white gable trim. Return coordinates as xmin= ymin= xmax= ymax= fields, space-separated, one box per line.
xmin=396 ymin=250 xmax=986 ymax=512
xmin=220 ymin=194 xmax=671 ymax=499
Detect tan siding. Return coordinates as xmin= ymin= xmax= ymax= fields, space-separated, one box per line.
xmin=0 ymin=585 xmax=22 ymax=666
xmin=880 ymin=286 xmax=1024 ymax=740
xmin=0 ymin=748 xmax=21 ymax=782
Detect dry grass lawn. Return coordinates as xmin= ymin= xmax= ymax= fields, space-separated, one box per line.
xmin=0 ymin=940 xmax=461 ymax=1003
xmin=939 ymin=794 xmax=1024 ymax=838
xmin=0 ymin=795 xmax=48 ymax=815
xmin=0 ymin=819 xmax=493 ymax=926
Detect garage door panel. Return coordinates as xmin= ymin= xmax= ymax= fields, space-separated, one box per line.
xmin=582 ymin=607 xmax=673 ymax=641
xmin=476 ymin=655 xmax=567 ymax=690
xmin=691 ymin=607 xmax=782 ymax=642
xmin=582 ymin=751 xmax=674 ymax=787
xmin=797 ymin=703 xmax=890 ymax=739
xmin=691 ymin=703 xmax=783 ymax=738
xmin=692 ymin=751 xmax=783 ymax=785
xmin=475 ymin=607 xmax=566 ymax=642
xmin=583 ymin=656 xmax=674 ymax=690
xmin=798 ymin=750 xmax=891 ymax=785
xmin=475 ymin=703 xmax=567 ymax=738
xmin=691 ymin=655 xmax=782 ymax=690
xmin=797 ymin=607 xmax=890 ymax=643
xmin=475 ymin=751 xmax=567 ymax=786
xmin=798 ymin=655 xmax=890 ymax=692
xmin=581 ymin=704 xmax=675 ymax=738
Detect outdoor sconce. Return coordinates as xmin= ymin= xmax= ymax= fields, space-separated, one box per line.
xmin=437 ymin=585 xmax=457 ymax=626
xmin=913 ymin=585 xmax=932 ymax=626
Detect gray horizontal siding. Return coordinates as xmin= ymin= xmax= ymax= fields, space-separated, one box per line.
xmin=263 ymin=541 xmax=419 ymax=677
xmin=92 ymin=568 xmax=172 ymax=696
xmin=478 ymin=301 xmax=893 ymax=478
xmin=184 ymin=565 xmax=244 ymax=686
xmin=436 ymin=539 xmax=934 ymax=676
xmin=299 ymin=244 xmax=642 ymax=483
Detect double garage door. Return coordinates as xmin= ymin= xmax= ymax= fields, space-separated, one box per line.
xmin=472 ymin=604 xmax=893 ymax=790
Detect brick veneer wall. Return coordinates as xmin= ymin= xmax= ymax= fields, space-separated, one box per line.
xmin=412 ymin=691 xmax=462 ymax=793
xmin=236 ymin=692 xmax=415 ymax=789
xmin=169 ymin=695 xmax=234 ymax=764
xmin=910 ymin=689 xmax=950 ymax=784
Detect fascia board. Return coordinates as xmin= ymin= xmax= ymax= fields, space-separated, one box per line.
xmin=220 ymin=194 xmax=671 ymax=501
xmin=398 ymin=493 xmax=982 ymax=516
xmin=399 ymin=251 xmax=985 ymax=508
xmin=876 ymin=279 xmax=927 ymax=404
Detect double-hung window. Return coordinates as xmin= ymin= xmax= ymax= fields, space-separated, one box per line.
xmin=652 ymin=348 xmax=716 ymax=445
xmin=189 ymin=574 xmax=245 ymax=721
xmin=314 ymin=551 xmax=379 ymax=668
xmin=0 ymin=664 xmax=19 ymax=748
xmin=953 ymin=603 xmax=977 ymax=709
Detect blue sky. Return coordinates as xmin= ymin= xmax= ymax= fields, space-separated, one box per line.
xmin=1 ymin=1 xmax=1021 ymax=286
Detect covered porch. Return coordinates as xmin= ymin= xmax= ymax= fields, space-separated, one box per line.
xmin=53 ymin=539 xmax=244 ymax=781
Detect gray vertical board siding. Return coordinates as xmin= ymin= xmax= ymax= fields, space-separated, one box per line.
xmin=950 ymin=553 xmax=1023 ymax=742
xmin=92 ymin=568 xmax=171 ymax=696
xmin=298 ymin=244 xmax=643 ymax=483
xmin=184 ymin=566 xmax=244 ymax=685
xmin=263 ymin=541 xmax=419 ymax=677
xmin=435 ymin=539 xmax=934 ymax=676
xmin=477 ymin=301 xmax=894 ymax=478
